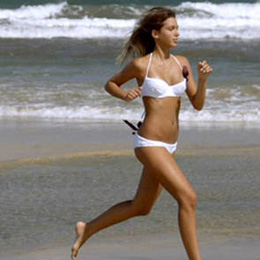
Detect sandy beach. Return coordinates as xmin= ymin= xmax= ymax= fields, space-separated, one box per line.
xmin=2 ymin=233 xmax=260 ymax=260
xmin=1 ymin=119 xmax=259 ymax=163
xmin=0 ymin=119 xmax=259 ymax=260
xmin=0 ymin=1 xmax=259 ymax=259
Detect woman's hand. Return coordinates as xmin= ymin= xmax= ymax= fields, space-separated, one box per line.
xmin=197 ymin=60 xmax=213 ymax=81
xmin=124 ymin=86 xmax=142 ymax=103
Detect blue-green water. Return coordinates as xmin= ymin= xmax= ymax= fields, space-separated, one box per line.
xmin=0 ymin=38 xmax=259 ymax=123
xmin=0 ymin=0 xmax=258 ymax=9
xmin=0 ymin=1 xmax=259 ymax=123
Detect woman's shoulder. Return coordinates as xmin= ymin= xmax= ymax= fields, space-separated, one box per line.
xmin=125 ymin=54 xmax=150 ymax=76
xmin=174 ymin=55 xmax=190 ymax=66
xmin=132 ymin=54 xmax=150 ymax=70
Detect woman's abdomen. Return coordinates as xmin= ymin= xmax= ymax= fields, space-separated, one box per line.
xmin=138 ymin=114 xmax=179 ymax=143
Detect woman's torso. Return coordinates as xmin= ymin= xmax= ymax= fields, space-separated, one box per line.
xmin=137 ymin=52 xmax=186 ymax=143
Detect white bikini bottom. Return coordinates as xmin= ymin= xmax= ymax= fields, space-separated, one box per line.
xmin=133 ymin=133 xmax=177 ymax=154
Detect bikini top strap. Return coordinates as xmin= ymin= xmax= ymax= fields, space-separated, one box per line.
xmin=145 ymin=52 xmax=153 ymax=77
xmin=172 ymin=55 xmax=183 ymax=71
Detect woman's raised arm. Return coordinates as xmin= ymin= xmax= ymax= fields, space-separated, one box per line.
xmin=180 ymin=56 xmax=213 ymax=110
xmin=104 ymin=59 xmax=144 ymax=103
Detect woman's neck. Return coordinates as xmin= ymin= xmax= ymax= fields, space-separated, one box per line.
xmin=153 ymin=46 xmax=172 ymax=61
xmin=152 ymin=46 xmax=172 ymax=66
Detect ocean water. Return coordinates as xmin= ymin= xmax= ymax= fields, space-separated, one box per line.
xmin=0 ymin=0 xmax=259 ymax=124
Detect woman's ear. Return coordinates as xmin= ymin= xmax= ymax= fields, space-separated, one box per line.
xmin=151 ymin=29 xmax=159 ymax=40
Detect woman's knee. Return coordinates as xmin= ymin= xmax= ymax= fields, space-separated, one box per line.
xmin=131 ymin=200 xmax=152 ymax=216
xmin=138 ymin=205 xmax=152 ymax=216
xmin=177 ymin=189 xmax=198 ymax=210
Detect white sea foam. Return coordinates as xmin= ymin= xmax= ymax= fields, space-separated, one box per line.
xmin=0 ymin=102 xmax=259 ymax=123
xmin=0 ymin=105 xmax=141 ymax=121
xmin=0 ymin=2 xmax=66 ymax=19
xmin=0 ymin=79 xmax=259 ymax=123
xmin=0 ymin=2 xmax=259 ymax=40
xmin=0 ymin=82 xmax=259 ymax=123
xmin=176 ymin=2 xmax=260 ymax=40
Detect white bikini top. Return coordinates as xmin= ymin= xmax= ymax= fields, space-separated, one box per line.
xmin=141 ymin=53 xmax=187 ymax=98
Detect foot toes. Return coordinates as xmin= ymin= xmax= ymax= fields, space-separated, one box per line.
xmin=71 ymin=248 xmax=78 ymax=260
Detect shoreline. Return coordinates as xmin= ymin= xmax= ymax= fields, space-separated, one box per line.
xmin=1 ymin=118 xmax=259 ymax=165
xmin=1 ymin=145 xmax=259 ymax=169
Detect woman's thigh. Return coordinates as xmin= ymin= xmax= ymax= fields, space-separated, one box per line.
xmin=135 ymin=147 xmax=195 ymax=201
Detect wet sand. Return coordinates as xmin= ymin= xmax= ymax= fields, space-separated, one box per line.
xmin=2 ymin=233 xmax=260 ymax=260
xmin=0 ymin=119 xmax=131 ymax=164
xmin=1 ymin=119 xmax=259 ymax=163
xmin=0 ymin=119 xmax=259 ymax=260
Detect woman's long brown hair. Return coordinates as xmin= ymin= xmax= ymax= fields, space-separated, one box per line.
xmin=119 ymin=7 xmax=176 ymax=63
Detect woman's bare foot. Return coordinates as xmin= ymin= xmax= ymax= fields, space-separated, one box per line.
xmin=71 ymin=221 xmax=88 ymax=260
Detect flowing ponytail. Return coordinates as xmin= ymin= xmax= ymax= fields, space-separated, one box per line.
xmin=119 ymin=7 xmax=176 ymax=64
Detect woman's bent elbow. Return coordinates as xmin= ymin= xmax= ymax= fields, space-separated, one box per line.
xmin=194 ymin=104 xmax=203 ymax=111
xmin=104 ymin=81 xmax=115 ymax=95
xmin=192 ymin=101 xmax=204 ymax=111
xmin=104 ymin=82 xmax=110 ymax=93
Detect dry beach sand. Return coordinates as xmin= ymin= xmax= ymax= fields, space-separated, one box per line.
xmin=0 ymin=119 xmax=259 ymax=260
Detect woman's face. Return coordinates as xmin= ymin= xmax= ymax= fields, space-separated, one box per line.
xmin=153 ymin=17 xmax=180 ymax=48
